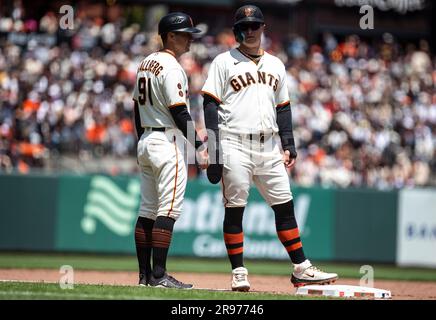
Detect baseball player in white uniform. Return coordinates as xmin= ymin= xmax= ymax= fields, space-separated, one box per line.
xmin=133 ymin=12 xmax=208 ymax=289
xmin=202 ymin=5 xmax=338 ymax=291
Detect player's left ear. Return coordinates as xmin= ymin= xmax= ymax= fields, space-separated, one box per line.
xmin=167 ymin=32 xmax=176 ymax=41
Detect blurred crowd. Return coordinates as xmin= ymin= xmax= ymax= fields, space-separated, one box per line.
xmin=286 ymin=34 xmax=436 ymax=189
xmin=0 ymin=6 xmax=435 ymax=189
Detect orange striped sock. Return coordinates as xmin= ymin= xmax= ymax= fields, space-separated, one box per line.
xmin=224 ymin=232 xmax=244 ymax=268
xmin=272 ymin=200 xmax=306 ymax=264
xmin=152 ymin=216 xmax=175 ymax=278
xmin=135 ymin=217 xmax=154 ymax=277
xmin=277 ymin=227 xmax=305 ymax=263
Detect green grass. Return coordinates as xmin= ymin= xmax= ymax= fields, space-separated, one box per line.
xmin=0 ymin=281 xmax=327 ymax=300
xmin=1 ymin=252 xmax=436 ymax=282
xmin=0 ymin=252 xmax=137 ymax=271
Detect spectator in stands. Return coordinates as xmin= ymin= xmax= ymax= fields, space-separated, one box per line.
xmin=0 ymin=6 xmax=434 ymax=188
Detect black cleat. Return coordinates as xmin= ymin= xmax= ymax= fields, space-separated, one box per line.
xmin=138 ymin=273 xmax=151 ymax=286
xmin=148 ymin=273 xmax=193 ymax=289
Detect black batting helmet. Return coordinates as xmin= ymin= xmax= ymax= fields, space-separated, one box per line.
xmin=233 ymin=5 xmax=264 ymax=26
xmin=158 ymin=12 xmax=201 ymax=35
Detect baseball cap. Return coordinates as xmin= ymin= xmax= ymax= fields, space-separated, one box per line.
xmin=234 ymin=5 xmax=264 ymax=26
xmin=158 ymin=12 xmax=201 ymax=35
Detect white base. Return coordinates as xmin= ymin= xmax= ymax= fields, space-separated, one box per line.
xmin=295 ymin=285 xmax=392 ymax=299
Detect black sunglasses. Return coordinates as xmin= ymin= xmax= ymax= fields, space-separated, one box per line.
xmin=238 ymin=22 xmax=263 ymax=32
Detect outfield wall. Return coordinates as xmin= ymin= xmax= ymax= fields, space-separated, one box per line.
xmin=0 ymin=174 xmax=435 ymax=267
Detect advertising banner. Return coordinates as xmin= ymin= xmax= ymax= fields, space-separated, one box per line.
xmin=334 ymin=189 xmax=398 ymax=263
xmin=0 ymin=174 xmax=58 ymax=251
xmin=397 ymin=189 xmax=436 ymax=267
xmin=55 ymin=175 xmax=335 ymax=260
xmin=55 ymin=174 xmax=139 ymax=253
xmin=170 ymin=183 xmax=335 ymax=260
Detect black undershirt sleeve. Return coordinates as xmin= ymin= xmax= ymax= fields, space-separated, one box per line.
xmin=169 ymin=104 xmax=204 ymax=150
xmin=133 ymin=100 xmax=144 ymax=139
xmin=203 ymin=94 xmax=219 ymax=135
xmin=276 ymin=102 xmax=297 ymax=158
xmin=203 ymin=94 xmax=221 ymax=163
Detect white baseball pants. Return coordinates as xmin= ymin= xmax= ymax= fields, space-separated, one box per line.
xmin=220 ymin=132 xmax=293 ymax=207
xmin=137 ymin=129 xmax=187 ymax=221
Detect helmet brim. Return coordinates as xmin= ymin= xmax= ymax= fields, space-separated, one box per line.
xmin=173 ymin=27 xmax=202 ymax=34
xmin=234 ymin=17 xmax=264 ymax=26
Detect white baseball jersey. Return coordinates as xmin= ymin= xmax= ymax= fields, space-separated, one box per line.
xmin=133 ymin=49 xmax=189 ymax=221
xmin=201 ymin=48 xmax=290 ymax=134
xmin=202 ymin=48 xmax=293 ymax=208
xmin=133 ymin=49 xmax=190 ymax=129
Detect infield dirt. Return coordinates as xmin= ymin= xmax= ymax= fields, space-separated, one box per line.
xmin=1 ymin=269 xmax=435 ymax=300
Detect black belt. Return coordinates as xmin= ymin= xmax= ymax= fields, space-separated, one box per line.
xmin=151 ymin=127 xmax=166 ymax=132
xmin=248 ymin=133 xmax=267 ymax=143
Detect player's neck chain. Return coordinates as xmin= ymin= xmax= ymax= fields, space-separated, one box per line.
xmin=248 ymin=53 xmax=261 ymax=59
xmin=237 ymin=47 xmax=264 ymax=64
xmin=160 ymin=48 xmax=176 ymax=58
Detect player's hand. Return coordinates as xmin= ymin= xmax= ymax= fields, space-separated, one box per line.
xmin=196 ymin=147 xmax=209 ymax=170
xmin=283 ymin=150 xmax=296 ymax=169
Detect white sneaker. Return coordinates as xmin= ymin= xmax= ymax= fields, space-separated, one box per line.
xmin=291 ymin=260 xmax=338 ymax=287
xmin=231 ymin=267 xmax=250 ymax=292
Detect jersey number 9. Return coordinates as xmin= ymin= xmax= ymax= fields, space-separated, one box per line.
xmin=138 ymin=77 xmax=153 ymax=105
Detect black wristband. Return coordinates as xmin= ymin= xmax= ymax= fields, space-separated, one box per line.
xmin=276 ymin=103 xmax=297 ymax=158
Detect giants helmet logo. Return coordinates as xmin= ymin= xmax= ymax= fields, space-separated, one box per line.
xmin=244 ymin=7 xmax=254 ymax=17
